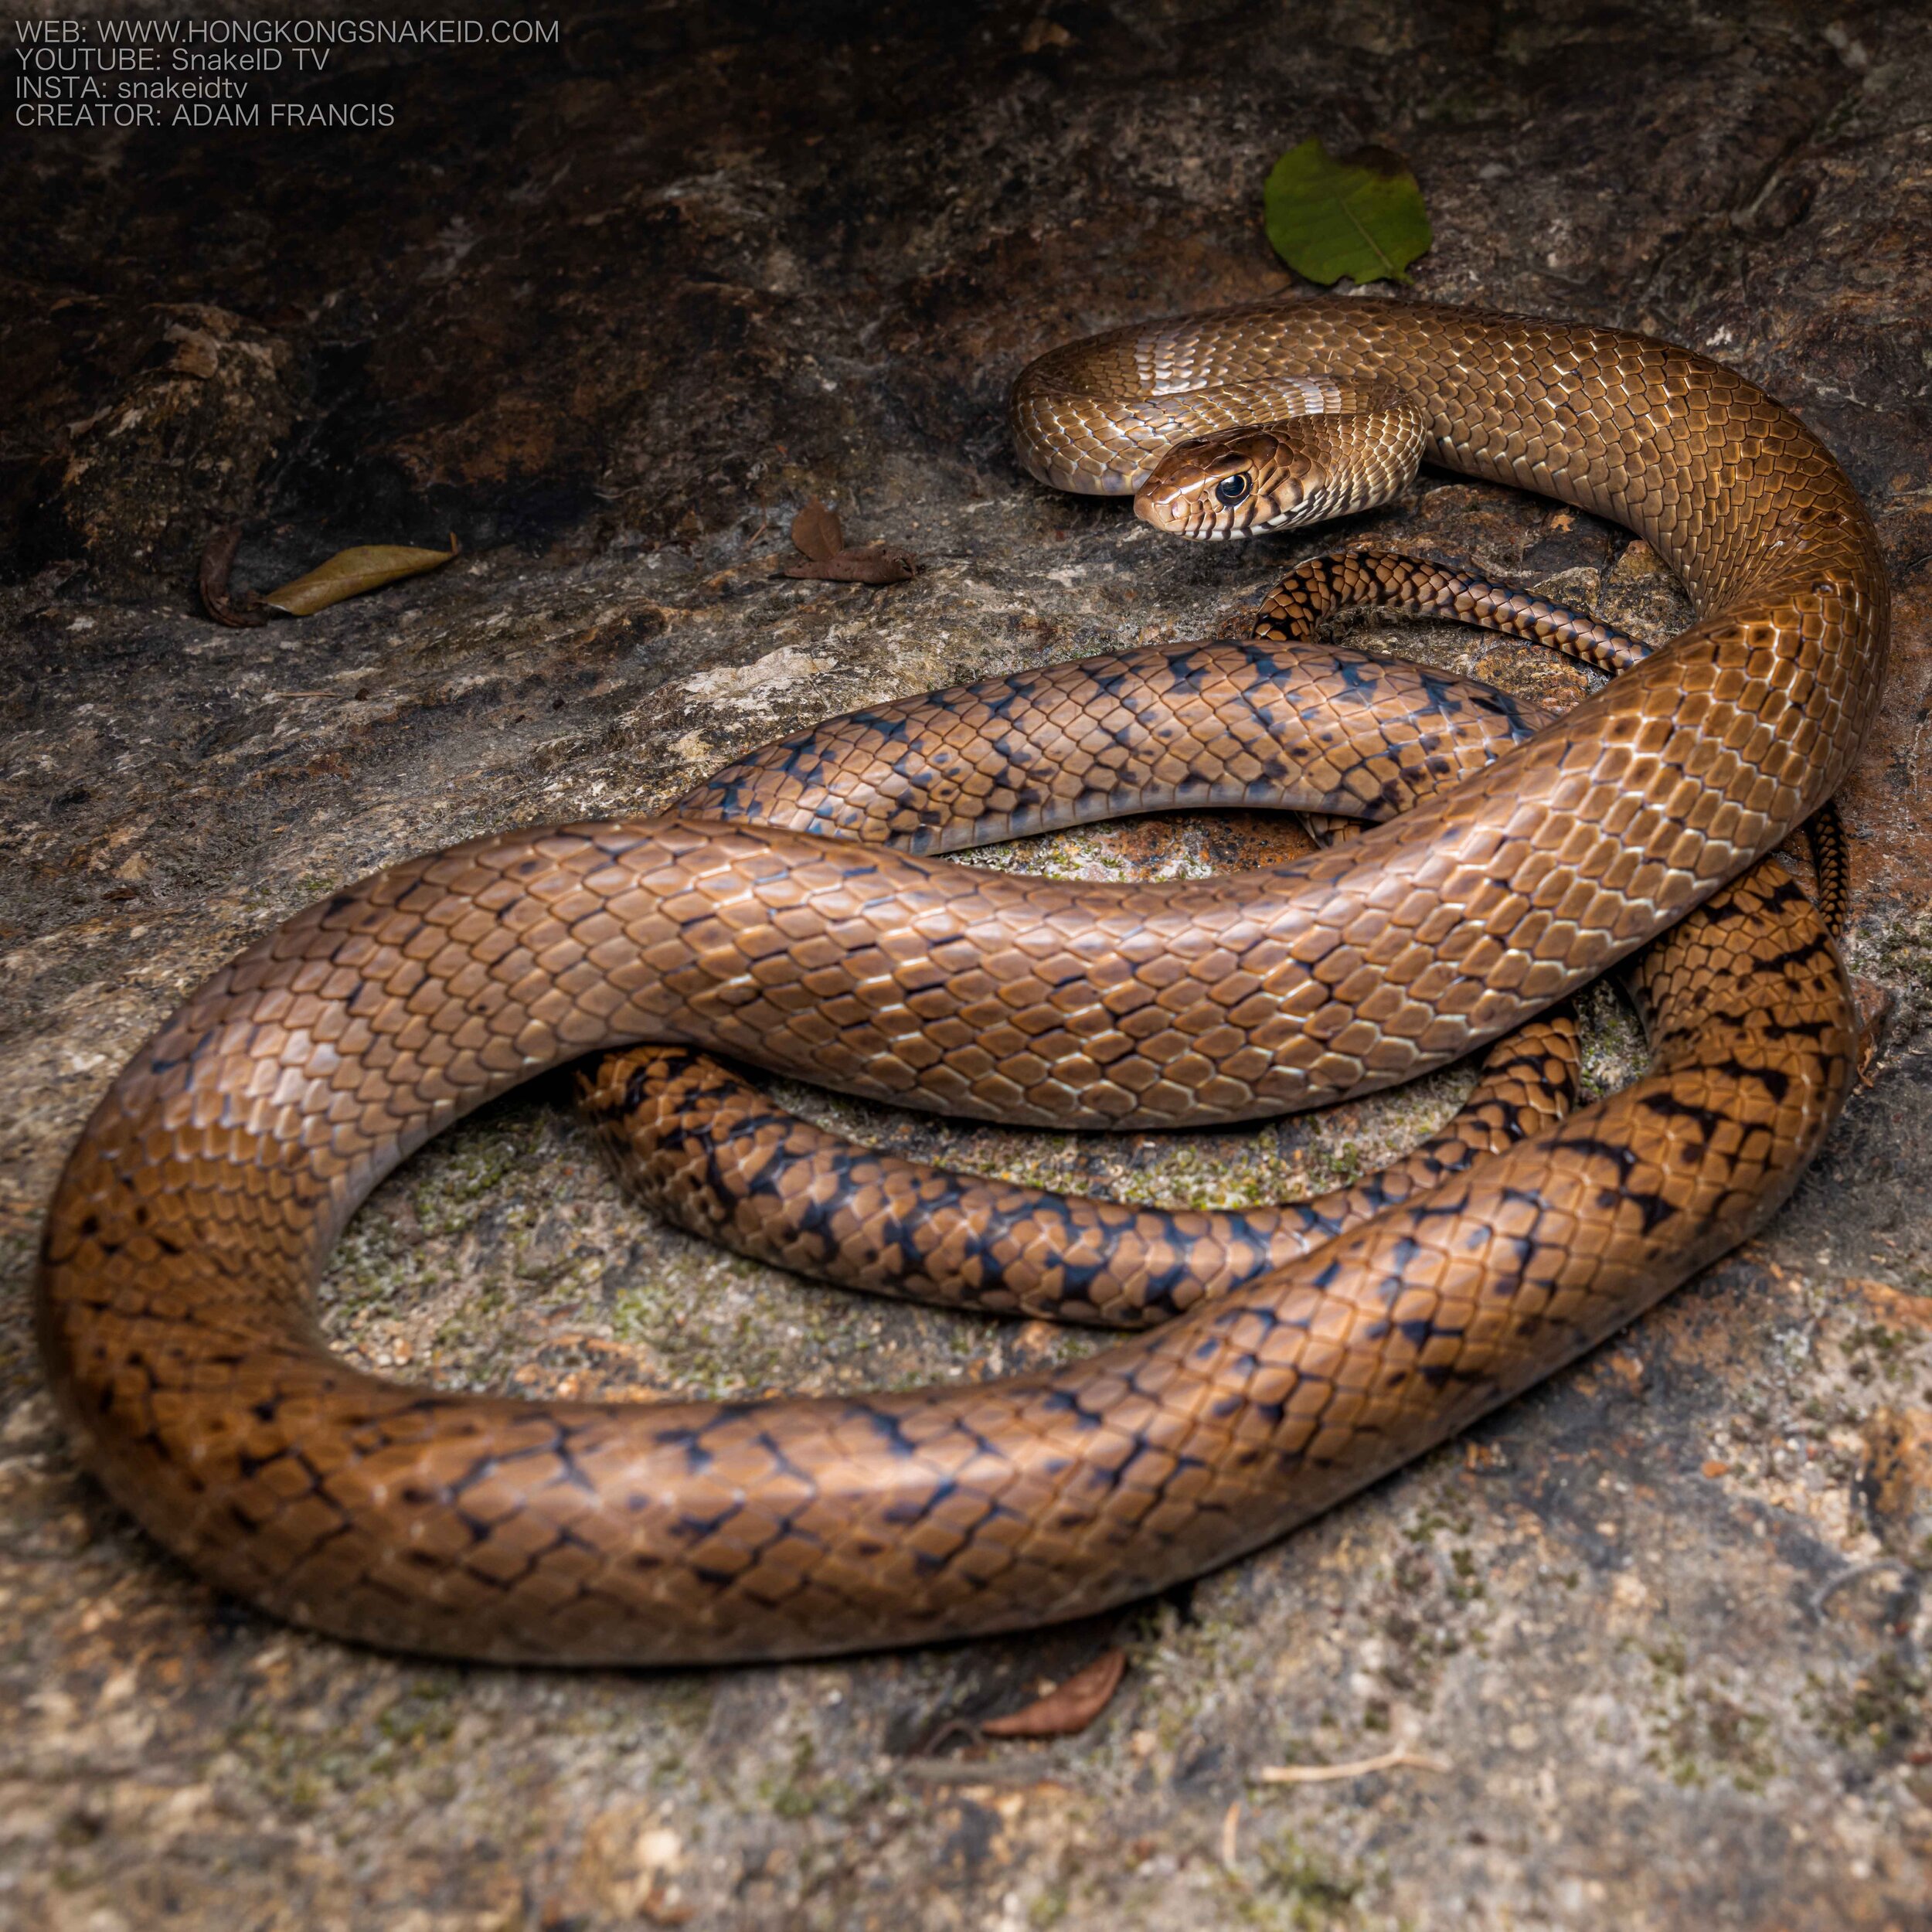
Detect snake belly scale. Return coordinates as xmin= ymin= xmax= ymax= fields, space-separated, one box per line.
xmin=38 ymin=300 xmax=1885 ymax=1663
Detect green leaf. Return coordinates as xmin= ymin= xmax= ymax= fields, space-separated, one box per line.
xmin=1264 ymin=138 xmax=1433 ymax=287
xmin=260 ymin=537 xmax=460 ymax=616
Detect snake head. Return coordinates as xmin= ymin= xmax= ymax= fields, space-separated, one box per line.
xmin=1134 ymin=430 xmax=1318 ymax=540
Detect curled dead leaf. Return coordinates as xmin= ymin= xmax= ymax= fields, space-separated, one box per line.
xmin=980 ymin=1647 xmax=1126 ymax=1738
xmin=790 ymin=496 xmax=845 ymax=562
xmin=784 ymin=543 xmax=920 ymax=584
xmin=1020 ymin=16 xmax=1076 ymax=53
xmin=781 ymin=495 xmax=919 ymax=584
xmin=199 ymin=523 xmax=267 ymax=628
xmin=1851 ymin=971 xmax=1896 ymax=1087
xmin=261 ymin=536 xmax=460 ymax=616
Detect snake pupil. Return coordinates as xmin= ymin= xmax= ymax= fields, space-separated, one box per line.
xmin=1215 ymin=473 xmax=1251 ymax=506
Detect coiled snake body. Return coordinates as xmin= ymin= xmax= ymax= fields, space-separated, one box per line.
xmin=39 ymin=301 xmax=1886 ymax=1663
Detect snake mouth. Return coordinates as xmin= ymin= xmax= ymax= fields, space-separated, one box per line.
xmin=1134 ymin=478 xmax=1298 ymax=540
xmin=1132 ymin=485 xmax=1198 ymax=536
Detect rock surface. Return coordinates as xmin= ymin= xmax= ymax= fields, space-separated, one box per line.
xmin=4 ymin=4 xmax=1931 ymax=1927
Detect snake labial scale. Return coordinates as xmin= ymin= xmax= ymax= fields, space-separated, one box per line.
xmin=39 ymin=301 xmax=1884 ymax=1663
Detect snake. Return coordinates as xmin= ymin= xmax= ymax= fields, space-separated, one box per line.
xmin=583 ymin=557 xmax=1855 ymax=1326
xmin=37 ymin=299 xmax=1886 ymax=1665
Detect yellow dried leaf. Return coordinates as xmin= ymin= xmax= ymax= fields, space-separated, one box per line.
xmin=260 ymin=537 xmax=459 ymax=616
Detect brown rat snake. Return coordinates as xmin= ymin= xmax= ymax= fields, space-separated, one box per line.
xmin=39 ymin=301 xmax=1886 ymax=1663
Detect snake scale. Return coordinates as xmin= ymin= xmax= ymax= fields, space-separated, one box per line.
xmin=38 ymin=300 xmax=1886 ymax=1664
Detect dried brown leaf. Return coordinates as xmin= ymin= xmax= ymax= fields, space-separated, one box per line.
xmin=638 ymin=1891 xmax=696 ymax=1928
xmin=260 ymin=536 xmax=459 ymax=617
xmin=782 ymin=496 xmax=919 ymax=583
xmin=1852 ymin=971 xmax=1896 ymax=1086
xmin=981 ymin=1648 xmax=1126 ymax=1738
xmin=790 ymin=496 xmax=845 ymax=562
xmin=1020 ymin=16 xmax=1076 ymax=53
xmin=199 ymin=523 xmax=267 ymax=628
xmin=781 ymin=541 xmax=919 ymax=585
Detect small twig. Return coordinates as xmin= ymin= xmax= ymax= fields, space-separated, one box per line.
xmin=1219 ymin=1799 xmax=1242 ymax=1871
xmin=896 ymin=1756 xmax=1069 ymax=1787
xmin=912 ymin=1716 xmax=979 ymax=1757
xmin=1808 ymin=1556 xmax=1920 ymax=1621
xmin=1251 ymin=1747 xmax=1451 ymax=1786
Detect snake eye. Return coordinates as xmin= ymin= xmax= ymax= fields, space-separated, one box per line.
xmin=1214 ymin=473 xmax=1252 ymax=506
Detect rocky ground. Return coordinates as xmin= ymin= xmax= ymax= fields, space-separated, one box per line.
xmin=4 ymin=2 xmax=1932 ymax=1927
